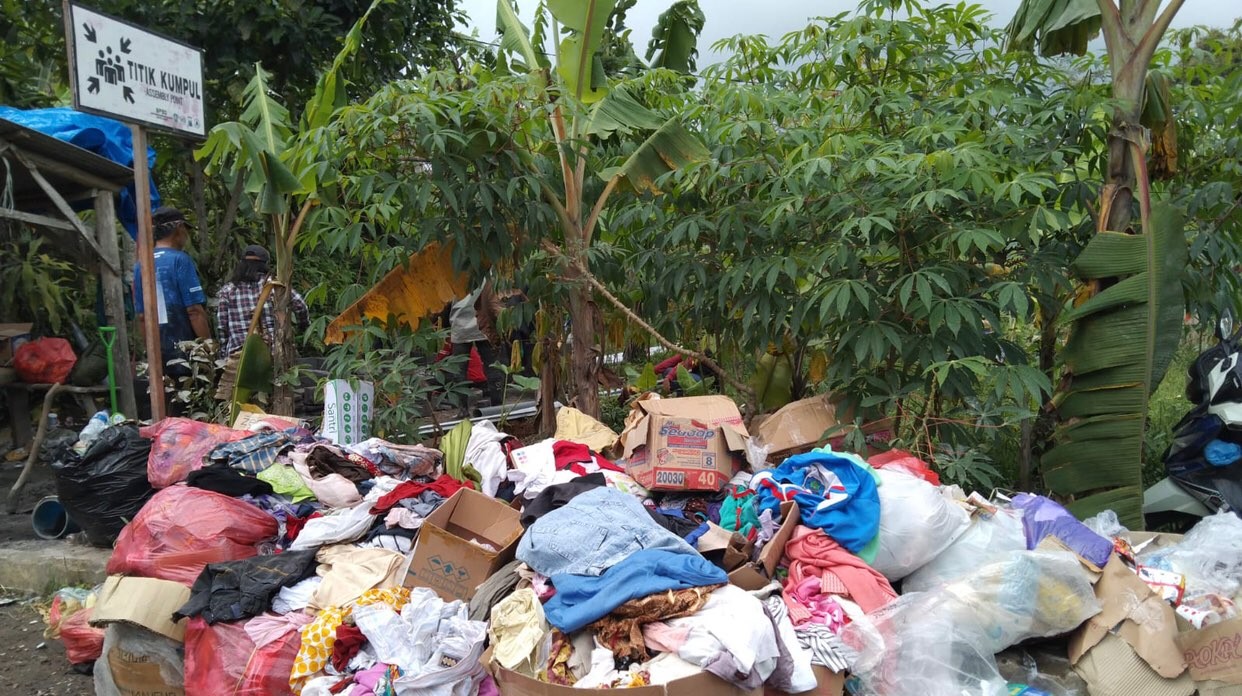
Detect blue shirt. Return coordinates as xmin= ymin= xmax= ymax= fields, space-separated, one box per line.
xmin=132 ymin=248 xmax=206 ymax=350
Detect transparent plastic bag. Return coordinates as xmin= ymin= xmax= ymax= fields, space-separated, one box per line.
xmin=1144 ymin=511 xmax=1242 ymax=598
xmin=903 ymin=508 xmax=1026 ymax=593
xmin=94 ymin=623 xmax=185 ymax=696
xmin=871 ymin=469 xmax=971 ymax=581
xmin=1082 ymin=510 xmax=1128 ymax=540
xmin=843 ymin=550 xmax=1099 ymax=696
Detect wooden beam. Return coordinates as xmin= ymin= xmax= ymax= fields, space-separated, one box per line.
xmin=95 ymin=190 xmax=138 ymax=419
xmin=0 ymin=206 xmax=77 ymax=232
xmin=0 ymin=137 xmax=126 ymax=193
xmin=131 ymin=124 xmax=165 ymax=421
xmin=10 ymin=148 xmax=119 ymax=273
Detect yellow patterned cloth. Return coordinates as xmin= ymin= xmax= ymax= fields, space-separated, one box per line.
xmin=289 ymin=588 xmax=412 ymax=693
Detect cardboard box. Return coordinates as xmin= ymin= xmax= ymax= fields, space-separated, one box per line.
xmin=89 ymin=575 xmax=191 ymax=642
xmin=492 ymin=663 xmax=762 ymax=696
xmin=1178 ymin=618 xmax=1242 ymax=687
xmin=0 ymin=323 xmax=32 ymax=363
xmin=729 ymin=502 xmax=800 ymax=591
xmin=404 ymin=488 xmax=524 ymax=602
xmin=621 ymin=395 xmax=750 ymax=492
xmin=765 ymin=666 xmax=845 ymax=696
xmin=321 ymin=378 xmax=374 ymax=445
xmin=753 ymin=394 xmax=893 ymax=461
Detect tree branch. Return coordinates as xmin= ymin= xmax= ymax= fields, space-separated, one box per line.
xmin=542 ymin=240 xmax=756 ymax=398
xmin=583 ymin=176 xmax=619 ymax=246
xmin=550 ymin=105 xmax=577 ymax=222
xmin=1131 ymin=0 xmax=1187 ymax=73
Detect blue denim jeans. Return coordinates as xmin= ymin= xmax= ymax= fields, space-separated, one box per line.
xmin=517 ymin=486 xmax=698 ymax=576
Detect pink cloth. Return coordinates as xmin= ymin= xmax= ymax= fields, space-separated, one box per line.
xmin=783 ymin=526 xmax=896 ymax=614
xmin=347 ymin=664 xmax=392 ymax=696
xmin=785 ymin=577 xmax=847 ymax=630
xmin=642 ymin=621 xmax=693 ymax=653
xmin=243 ymin=611 xmax=314 ymax=648
xmin=478 ymin=674 xmax=500 ymax=696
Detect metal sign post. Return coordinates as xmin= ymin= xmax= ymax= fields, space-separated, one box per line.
xmin=63 ymin=1 xmax=206 ymax=421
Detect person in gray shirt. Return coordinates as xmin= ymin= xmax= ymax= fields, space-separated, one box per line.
xmin=449 ymin=282 xmax=504 ymax=410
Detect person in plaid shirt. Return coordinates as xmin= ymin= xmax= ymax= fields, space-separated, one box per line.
xmin=214 ymin=245 xmax=310 ymax=400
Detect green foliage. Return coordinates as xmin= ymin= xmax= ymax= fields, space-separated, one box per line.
xmin=0 ymin=230 xmax=84 ymax=335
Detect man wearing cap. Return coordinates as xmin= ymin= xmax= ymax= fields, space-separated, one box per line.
xmin=214 ymin=244 xmax=310 ymax=401
xmin=132 ymin=206 xmax=212 ymax=376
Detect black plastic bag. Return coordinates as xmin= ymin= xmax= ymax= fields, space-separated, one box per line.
xmin=54 ymin=424 xmax=154 ymax=547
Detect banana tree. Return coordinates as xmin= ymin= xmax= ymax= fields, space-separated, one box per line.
xmin=196 ymin=1 xmax=380 ymax=414
xmin=1006 ymin=0 xmax=1189 ymax=525
xmin=496 ymin=0 xmax=710 ymax=419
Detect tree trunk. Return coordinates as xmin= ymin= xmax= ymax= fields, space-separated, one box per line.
xmin=271 ymin=223 xmax=296 ymax=415
xmin=567 ymin=281 xmax=601 ymax=418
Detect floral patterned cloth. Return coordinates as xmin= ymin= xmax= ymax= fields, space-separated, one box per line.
xmin=290 ymin=588 xmax=411 ymax=693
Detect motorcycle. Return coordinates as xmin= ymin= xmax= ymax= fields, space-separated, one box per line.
xmin=1142 ymin=309 xmax=1242 ymax=531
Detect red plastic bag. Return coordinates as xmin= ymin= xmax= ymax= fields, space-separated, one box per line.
xmin=185 ymin=617 xmax=300 ymax=696
xmin=140 ymin=418 xmax=249 ymax=488
xmin=13 ymin=338 xmax=76 ymax=384
xmin=60 ymin=607 xmax=105 ymax=664
xmin=868 ymin=449 xmax=941 ymax=486
xmin=44 ymin=590 xmax=105 ymax=664
xmin=107 ymin=486 xmax=278 ymax=585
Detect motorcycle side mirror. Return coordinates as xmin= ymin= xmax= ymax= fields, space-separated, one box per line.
xmin=1219 ymin=309 xmax=1234 ymax=341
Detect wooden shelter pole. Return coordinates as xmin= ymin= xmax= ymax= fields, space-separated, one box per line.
xmin=130 ymin=124 xmax=165 ymax=421
xmin=94 ymin=189 xmax=137 ymax=419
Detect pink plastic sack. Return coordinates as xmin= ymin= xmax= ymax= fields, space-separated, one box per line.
xmin=869 ymin=449 xmax=941 ymax=486
xmin=141 ymin=418 xmax=249 ymax=488
xmin=184 ymin=617 xmax=300 ymax=696
xmin=107 ymin=486 xmax=278 ymax=586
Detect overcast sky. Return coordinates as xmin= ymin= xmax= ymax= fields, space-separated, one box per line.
xmin=455 ymin=0 xmax=1240 ymax=64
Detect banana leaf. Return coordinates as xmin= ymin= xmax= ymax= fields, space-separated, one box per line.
xmin=1043 ymin=201 xmax=1188 ymax=526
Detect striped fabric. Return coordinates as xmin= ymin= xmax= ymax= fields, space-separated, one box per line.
xmin=765 ymin=596 xmax=857 ymax=673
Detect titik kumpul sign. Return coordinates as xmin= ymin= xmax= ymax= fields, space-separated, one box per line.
xmin=66 ymin=2 xmax=205 ymax=137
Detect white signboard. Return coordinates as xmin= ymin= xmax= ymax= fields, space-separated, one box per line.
xmin=66 ymin=3 xmax=206 ymax=137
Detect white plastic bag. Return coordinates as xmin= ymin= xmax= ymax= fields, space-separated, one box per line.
xmin=871 ymin=469 xmax=971 ymax=581
xmin=903 ymin=508 xmax=1026 ymax=593
xmin=93 ymin=623 xmax=185 ymax=696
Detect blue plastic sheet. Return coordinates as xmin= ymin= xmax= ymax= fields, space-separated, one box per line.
xmin=0 ymin=106 xmax=159 ymax=238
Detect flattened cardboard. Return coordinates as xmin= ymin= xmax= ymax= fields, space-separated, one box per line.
xmin=492 ymin=663 xmax=762 ymax=696
xmin=622 ymin=395 xmax=750 ymax=492
xmin=1072 ymin=632 xmax=1195 ymax=696
xmin=1068 ymin=554 xmax=1186 ymax=679
xmin=730 ymin=502 xmax=800 ymax=591
xmin=1177 ymin=618 xmax=1242 ymax=685
xmin=404 ymin=488 xmax=523 ymax=603
xmin=89 ymin=575 xmax=191 ymax=642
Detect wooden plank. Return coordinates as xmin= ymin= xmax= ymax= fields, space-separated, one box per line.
xmin=95 ymin=189 xmax=137 ymax=418
xmin=0 ymin=206 xmax=77 ymax=232
xmin=131 ymin=124 xmax=165 ymax=421
xmin=11 ymin=148 xmax=119 ymax=273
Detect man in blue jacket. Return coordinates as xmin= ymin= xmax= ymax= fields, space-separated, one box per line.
xmin=132 ymin=206 xmax=212 ymax=376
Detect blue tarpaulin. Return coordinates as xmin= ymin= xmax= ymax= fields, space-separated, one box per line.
xmin=0 ymin=106 xmax=159 ymax=238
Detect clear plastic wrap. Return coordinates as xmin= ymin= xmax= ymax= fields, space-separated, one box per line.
xmin=903 ymin=507 xmax=1027 ymax=593
xmin=871 ymin=469 xmax=971 ymax=581
xmin=1082 ymin=510 xmax=1128 ymax=540
xmin=843 ymin=550 xmax=1100 ymax=696
xmin=1142 ymin=511 xmax=1242 ymax=598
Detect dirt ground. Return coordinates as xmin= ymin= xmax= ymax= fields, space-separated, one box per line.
xmin=0 ymin=599 xmax=94 ymax=695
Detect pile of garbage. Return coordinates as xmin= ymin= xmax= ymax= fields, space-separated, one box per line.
xmin=41 ymin=393 xmax=1242 ymax=696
